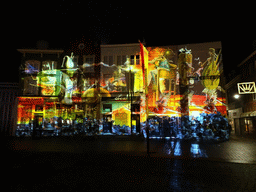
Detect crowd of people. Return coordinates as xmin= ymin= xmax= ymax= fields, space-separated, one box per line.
xmin=143 ymin=112 xmax=231 ymax=141
xmin=16 ymin=112 xmax=231 ymax=141
xmin=16 ymin=116 xmax=133 ymax=137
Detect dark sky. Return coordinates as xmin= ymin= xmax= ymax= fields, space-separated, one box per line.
xmin=3 ymin=1 xmax=255 ymax=83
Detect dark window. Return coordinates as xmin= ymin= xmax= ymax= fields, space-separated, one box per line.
xmin=117 ymin=56 xmax=121 ymax=65
xmin=122 ymin=55 xmax=127 ymax=65
xmin=131 ymin=104 xmax=140 ymax=112
xmin=109 ymin=56 xmax=113 ymax=65
xmin=103 ymin=104 xmax=112 ymax=112
xmin=136 ymin=55 xmax=140 ymax=65
xmin=130 ymin=55 xmax=134 ymax=65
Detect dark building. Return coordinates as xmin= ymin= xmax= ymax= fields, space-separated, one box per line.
xmin=225 ymin=50 xmax=256 ymax=137
xmin=0 ymin=83 xmax=19 ymax=136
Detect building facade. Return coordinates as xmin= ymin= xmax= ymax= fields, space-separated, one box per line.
xmin=15 ymin=42 xmax=227 ymax=136
xmin=225 ymin=50 xmax=256 ymax=137
xmin=99 ymin=42 xmax=226 ymax=134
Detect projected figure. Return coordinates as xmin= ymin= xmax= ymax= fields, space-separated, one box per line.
xmin=194 ymin=58 xmax=204 ymax=80
xmin=201 ymin=48 xmax=222 ymax=113
xmin=61 ymin=52 xmax=77 ymax=104
xmin=148 ymin=50 xmax=176 ymax=93
xmin=155 ymin=94 xmax=169 ymax=113
xmin=178 ymin=48 xmax=194 ymax=86
xmin=148 ymin=49 xmax=176 ymax=113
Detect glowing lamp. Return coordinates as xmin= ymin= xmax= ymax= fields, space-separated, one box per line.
xmin=234 ymin=94 xmax=240 ymax=99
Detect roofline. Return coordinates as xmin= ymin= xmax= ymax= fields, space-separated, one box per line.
xmin=238 ymin=50 xmax=256 ymax=67
xmin=224 ymin=74 xmax=241 ymax=89
xmin=17 ymin=49 xmax=64 ymax=54
xmin=100 ymin=43 xmax=140 ymax=48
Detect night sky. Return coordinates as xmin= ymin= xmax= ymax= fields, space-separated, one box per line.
xmin=3 ymin=1 xmax=255 ymax=83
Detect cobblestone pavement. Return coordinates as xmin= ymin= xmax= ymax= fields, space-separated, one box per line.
xmin=5 ymin=135 xmax=256 ymax=191
xmin=6 ymin=147 xmax=256 ymax=191
xmin=200 ymin=134 xmax=256 ymax=164
xmin=6 ymin=133 xmax=256 ymax=164
xmin=149 ymin=133 xmax=256 ymax=164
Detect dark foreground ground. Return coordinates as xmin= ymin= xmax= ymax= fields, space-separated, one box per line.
xmin=3 ymin=133 xmax=256 ymax=191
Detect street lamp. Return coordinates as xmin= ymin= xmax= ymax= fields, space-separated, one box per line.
xmin=234 ymin=94 xmax=240 ymax=99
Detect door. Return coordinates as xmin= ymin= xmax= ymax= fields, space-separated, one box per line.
xmin=132 ymin=114 xmax=140 ymax=134
xmin=34 ymin=113 xmax=43 ymax=128
xmin=103 ymin=114 xmax=112 ymax=133
xmin=33 ymin=113 xmax=43 ymax=137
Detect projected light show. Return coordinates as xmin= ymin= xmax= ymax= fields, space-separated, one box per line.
xmin=16 ymin=42 xmax=228 ymax=138
xmin=145 ymin=46 xmax=225 ymax=117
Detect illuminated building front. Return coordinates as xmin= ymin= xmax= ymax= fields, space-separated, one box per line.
xmin=16 ymin=42 xmax=227 ymax=136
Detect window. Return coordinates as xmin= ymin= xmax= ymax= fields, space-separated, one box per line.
xmin=39 ymin=69 xmax=64 ymax=96
xmin=109 ymin=56 xmax=113 ymax=65
xmin=103 ymin=104 xmax=112 ymax=112
xmin=122 ymin=55 xmax=127 ymax=65
xmin=23 ymin=76 xmax=38 ymax=95
xmin=42 ymin=61 xmax=57 ymax=71
xmin=25 ymin=60 xmax=40 ymax=74
xmin=104 ymin=56 xmax=108 ymax=64
xmin=84 ymin=55 xmax=95 ymax=64
xmin=136 ymin=55 xmax=140 ymax=65
xmin=117 ymin=56 xmax=121 ymax=65
xmin=117 ymin=55 xmax=128 ymax=65
xmin=85 ymin=57 xmax=94 ymax=64
xmin=130 ymin=55 xmax=134 ymax=65
xmin=103 ymin=56 xmax=113 ymax=65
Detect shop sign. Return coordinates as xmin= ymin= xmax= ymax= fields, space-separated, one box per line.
xmin=101 ymin=96 xmax=128 ymax=101
xmin=237 ymin=82 xmax=256 ymax=94
xmin=102 ymin=96 xmax=140 ymax=102
xmin=115 ymin=97 xmax=128 ymax=101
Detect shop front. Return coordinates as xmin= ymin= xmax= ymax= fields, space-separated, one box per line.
xmin=16 ymin=96 xmax=86 ymax=136
xmin=101 ymin=96 xmax=141 ymax=135
xmin=240 ymin=112 xmax=256 ymax=137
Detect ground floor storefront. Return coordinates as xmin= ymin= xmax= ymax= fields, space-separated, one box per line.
xmin=16 ymin=96 xmax=142 ymax=137
xmin=229 ymin=117 xmax=256 ymax=138
xmin=228 ymin=109 xmax=256 ymax=138
xmin=16 ymin=95 xmax=229 ymax=140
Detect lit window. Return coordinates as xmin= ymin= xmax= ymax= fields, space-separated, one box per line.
xmin=25 ymin=60 xmax=40 ymax=74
